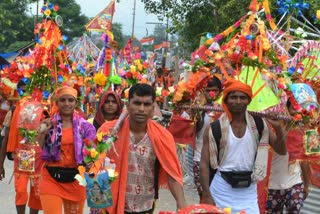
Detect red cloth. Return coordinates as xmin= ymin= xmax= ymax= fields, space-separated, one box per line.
xmin=222 ymin=79 xmax=252 ymax=121
xmin=310 ymin=162 xmax=320 ymax=188
xmin=98 ymin=118 xmax=183 ymax=214
xmin=287 ymin=129 xmax=320 ymax=162
xmin=0 ymin=109 xmax=8 ymax=126
xmin=257 ymin=149 xmax=272 ymax=213
xmin=167 ymin=114 xmax=196 ymax=146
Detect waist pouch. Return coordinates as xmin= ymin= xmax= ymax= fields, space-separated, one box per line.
xmin=46 ymin=166 xmax=79 ymax=183
xmin=220 ymin=171 xmax=252 ymax=188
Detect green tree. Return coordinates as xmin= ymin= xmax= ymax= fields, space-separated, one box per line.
xmin=141 ymin=0 xmax=320 ymax=55
xmin=141 ymin=0 xmax=250 ymax=55
xmin=50 ymin=0 xmax=89 ymax=40
xmin=112 ymin=22 xmax=125 ymax=49
xmin=0 ymin=0 xmax=34 ymax=52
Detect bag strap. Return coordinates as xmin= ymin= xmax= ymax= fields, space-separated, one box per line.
xmin=154 ymin=159 xmax=160 ymax=199
xmin=211 ymin=120 xmax=221 ymax=161
xmin=209 ymin=120 xmax=221 ymax=184
xmin=252 ymin=115 xmax=264 ymax=141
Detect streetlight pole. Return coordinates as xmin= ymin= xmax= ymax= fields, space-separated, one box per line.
xmin=162 ymin=16 xmax=169 ymax=69
xmin=131 ymin=0 xmax=136 ymax=37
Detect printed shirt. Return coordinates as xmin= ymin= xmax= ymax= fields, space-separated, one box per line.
xmin=125 ymin=132 xmax=156 ymax=212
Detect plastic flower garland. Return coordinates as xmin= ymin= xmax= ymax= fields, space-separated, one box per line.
xmin=173 ymin=68 xmax=211 ymax=103
xmin=120 ymin=58 xmax=150 ymax=85
xmin=93 ymin=72 xmax=107 ymax=86
xmin=96 ymin=131 xmax=118 ymax=154
xmin=41 ymin=2 xmax=60 ymax=20
xmin=277 ymin=0 xmax=310 ymax=16
xmin=315 ymin=10 xmax=320 ymax=24
xmin=82 ymin=139 xmax=99 ymax=164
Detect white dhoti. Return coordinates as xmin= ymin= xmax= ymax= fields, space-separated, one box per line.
xmin=209 ymin=171 xmax=260 ymax=214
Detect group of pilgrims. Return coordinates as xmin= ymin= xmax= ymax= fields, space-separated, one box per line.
xmin=0 ymin=0 xmax=320 ymax=214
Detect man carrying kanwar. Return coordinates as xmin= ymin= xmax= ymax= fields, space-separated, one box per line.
xmin=200 ymin=79 xmax=287 ymax=213
xmin=97 ymin=83 xmax=187 ymax=213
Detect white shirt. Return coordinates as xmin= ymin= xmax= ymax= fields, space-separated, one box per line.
xmin=268 ymin=152 xmax=302 ymax=190
xmin=219 ymin=125 xmax=256 ymax=171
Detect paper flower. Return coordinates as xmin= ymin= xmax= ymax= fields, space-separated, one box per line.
xmin=277 ymin=0 xmax=309 ymax=16
xmin=41 ymin=2 xmax=60 ymax=22
xmin=82 ymin=139 xmax=99 ymax=164
xmin=44 ymin=9 xmax=51 ymax=16
xmin=96 ymin=133 xmax=117 ymax=154
xmin=93 ymin=73 xmax=107 ymax=86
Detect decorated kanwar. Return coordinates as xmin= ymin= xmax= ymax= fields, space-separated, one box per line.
xmin=0 ymin=0 xmax=319 ymax=213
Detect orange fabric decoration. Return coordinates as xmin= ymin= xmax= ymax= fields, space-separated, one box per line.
xmin=7 ymin=100 xmax=23 ymax=152
xmin=222 ymin=79 xmax=252 ymax=121
xmin=56 ymin=86 xmax=78 ymax=99
xmin=97 ymin=118 xmax=183 ymax=214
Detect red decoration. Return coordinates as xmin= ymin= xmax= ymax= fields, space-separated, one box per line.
xmin=167 ymin=114 xmax=196 ymax=147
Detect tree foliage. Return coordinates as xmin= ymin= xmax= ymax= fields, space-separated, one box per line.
xmin=0 ymin=0 xmax=34 ymax=52
xmin=112 ymin=22 xmax=125 ymax=49
xmin=49 ymin=0 xmax=88 ymax=40
xmin=141 ymin=0 xmax=320 ymax=55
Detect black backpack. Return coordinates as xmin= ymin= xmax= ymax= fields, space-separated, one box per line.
xmin=209 ymin=115 xmax=264 ymax=183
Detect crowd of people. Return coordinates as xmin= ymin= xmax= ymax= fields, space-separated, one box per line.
xmin=0 ymin=72 xmax=316 ymax=214
xmin=1 ymin=0 xmax=319 ymax=213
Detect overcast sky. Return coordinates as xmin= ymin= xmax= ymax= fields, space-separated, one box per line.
xmin=31 ymin=0 xmax=161 ymax=39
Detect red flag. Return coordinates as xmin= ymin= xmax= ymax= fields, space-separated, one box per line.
xmin=86 ymin=0 xmax=115 ymax=32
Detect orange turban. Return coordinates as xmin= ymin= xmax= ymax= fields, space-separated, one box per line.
xmin=56 ymin=86 xmax=78 ymax=99
xmin=222 ymin=79 xmax=252 ymax=121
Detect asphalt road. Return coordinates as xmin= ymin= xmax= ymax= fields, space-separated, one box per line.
xmin=0 ymin=160 xmax=198 ymax=214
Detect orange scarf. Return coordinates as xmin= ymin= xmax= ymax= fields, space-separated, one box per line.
xmin=222 ymin=79 xmax=252 ymax=121
xmin=97 ymin=118 xmax=183 ymax=214
xmin=7 ymin=101 xmax=22 ymax=152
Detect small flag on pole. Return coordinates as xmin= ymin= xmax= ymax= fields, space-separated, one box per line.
xmin=140 ymin=37 xmax=154 ymax=48
xmin=153 ymin=43 xmax=163 ymax=51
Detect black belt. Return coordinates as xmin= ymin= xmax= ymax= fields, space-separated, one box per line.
xmin=46 ymin=166 xmax=79 ymax=183
xmin=220 ymin=171 xmax=252 ymax=188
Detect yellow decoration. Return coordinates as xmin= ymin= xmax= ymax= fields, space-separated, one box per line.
xmin=93 ymin=73 xmax=107 ymax=86
xmin=96 ymin=132 xmax=103 ymax=142
xmin=90 ymin=148 xmax=98 ymax=158
xmin=44 ymin=9 xmax=51 ymax=16
xmin=130 ymin=65 xmax=136 ymax=72
xmin=317 ymin=10 xmax=320 ymax=20
xmin=224 ymin=208 xmax=232 ymax=214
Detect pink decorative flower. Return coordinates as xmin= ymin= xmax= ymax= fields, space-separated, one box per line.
xmin=209 ymin=91 xmax=216 ymax=98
